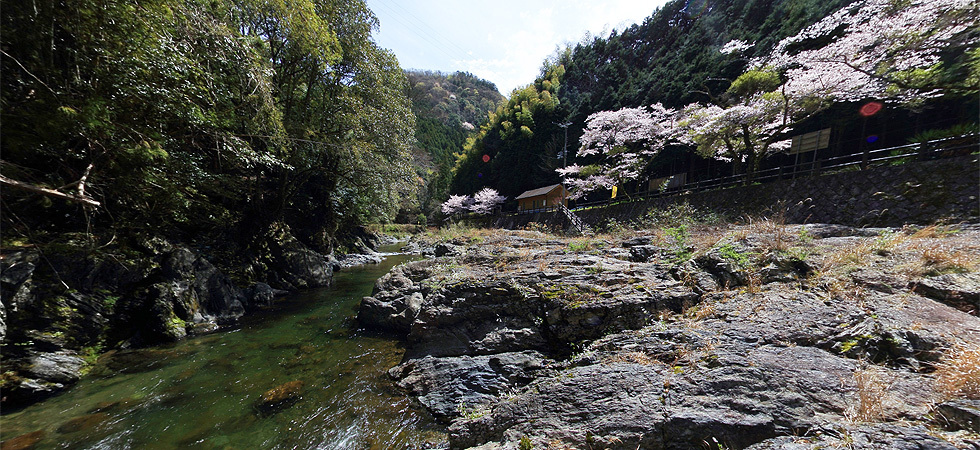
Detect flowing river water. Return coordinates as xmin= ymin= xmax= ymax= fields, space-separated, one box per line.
xmin=2 ymin=248 xmax=445 ymax=449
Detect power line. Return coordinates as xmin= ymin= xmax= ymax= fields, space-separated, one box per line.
xmin=370 ymin=0 xmax=471 ymax=63
xmin=375 ymin=0 xmax=470 ymax=57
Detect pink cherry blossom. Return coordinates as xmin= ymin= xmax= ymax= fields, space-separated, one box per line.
xmin=470 ymin=188 xmax=507 ymax=215
xmin=757 ymin=0 xmax=976 ymax=103
xmin=560 ymin=103 xmax=680 ymax=197
xmin=441 ymin=194 xmax=472 ymax=215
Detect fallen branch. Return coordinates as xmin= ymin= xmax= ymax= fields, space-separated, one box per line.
xmin=0 ymin=174 xmax=101 ymax=207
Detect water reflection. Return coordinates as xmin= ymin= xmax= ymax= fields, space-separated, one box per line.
xmin=2 ymin=250 xmax=444 ymax=449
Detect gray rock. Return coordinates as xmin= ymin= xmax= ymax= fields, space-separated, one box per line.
xmin=936 ymin=400 xmax=980 ymax=433
xmin=389 ymin=351 xmax=553 ymax=421
xmin=799 ymin=224 xmax=880 ymax=238
xmin=0 ymin=251 xmax=38 ymax=340
xmin=161 ymin=248 xmax=246 ymax=323
xmin=621 ymin=237 xmax=653 ymax=247
xmin=543 ymin=286 xmax=696 ymax=345
xmin=450 ymin=343 xmax=856 ymax=450
xmin=695 ymin=249 xmax=748 ymax=288
xmin=23 ymin=351 xmax=86 ymax=384
xmin=911 ymin=273 xmax=980 ymax=314
xmin=671 ymin=261 xmax=721 ymax=294
xmin=244 ymin=282 xmax=287 ymax=310
xmin=628 ymin=245 xmax=660 ymax=262
xmin=745 ymin=424 xmax=958 ymax=450
xmin=354 ymin=227 xmax=980 ymax=449
xmin=268 ymin=230 xmax=335 ymax=289
xmin=407 ymin=281 xmax=547 ymax=358
xmin=337 ymin=252 xmax=384 ymax=268
xmin=435 ymin=243 xmax=460 ymax=257
xmin=358 ymin=259 xmax=439 ymax=333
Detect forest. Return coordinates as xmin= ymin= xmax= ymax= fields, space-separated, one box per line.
xmin=1 ymin=0 xmax=416 ymax=258
xmin=2 ymin=0 xmax=978 ymax=253
xmin=449 ymin=0 xmax=978 ymax=206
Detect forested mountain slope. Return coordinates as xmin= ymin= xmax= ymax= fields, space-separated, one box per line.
xmin=559 ymin=0 xmax=861 ymax=121
xmin=447 ymin=0 xmax=977 ymax=206
xmin=401 ymin=71 xmax=504 ymax=222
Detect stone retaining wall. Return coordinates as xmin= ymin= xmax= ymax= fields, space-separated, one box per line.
xmin=490 ymin=155 xmax=979 ymax=230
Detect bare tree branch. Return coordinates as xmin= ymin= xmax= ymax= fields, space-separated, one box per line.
xmin=1 ymin=174 xmax=101 ymax=207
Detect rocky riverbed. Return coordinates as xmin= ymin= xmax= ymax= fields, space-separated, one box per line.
xmin=0 ymin=223 xmax=395 ymax=411
xmin=359 ymin=222 xmax=980 ymax=449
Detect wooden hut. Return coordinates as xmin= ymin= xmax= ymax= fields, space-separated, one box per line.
xmin=515 ymin=184 xmax=568 ymax=212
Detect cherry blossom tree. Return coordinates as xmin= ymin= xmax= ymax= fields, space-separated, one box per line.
xmin=469 ymin=188 xmax=507 ymax=215
xmin=678 ymin=67 xmax=827 ymax=176
xmin=440 ymin=194 xmax=472 ymax=216
xmin=560 ymin=0 xmax=977 ymax=197
xmin=687 ymin=0 xmax=977 ymax=174
xmin=755 ymin=0 xmax=978 ymax=105
xmin=557 ymin=104 xmax=680 ymax=198
xmin=720 ymin=39 xmax=752 ymax=55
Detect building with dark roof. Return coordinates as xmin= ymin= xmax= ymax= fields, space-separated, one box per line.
xmin=515 ymin=184 xmax=567 ymax=212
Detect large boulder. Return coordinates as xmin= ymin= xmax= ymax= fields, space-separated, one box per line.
xmin=358 ymin=259 xmax=442 ymax=333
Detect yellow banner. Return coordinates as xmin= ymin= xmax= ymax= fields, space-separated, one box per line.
xmin=611 ymin=186 xmax=618 ymax=199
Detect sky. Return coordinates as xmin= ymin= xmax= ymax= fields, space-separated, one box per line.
xmin=365 ymin=0 xmax=670 ymax=96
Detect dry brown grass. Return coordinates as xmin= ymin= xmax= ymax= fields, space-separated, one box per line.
xmin=685 ymin=302 xmax=717 ymax=321
xmin=754 ymin=219 xmax=794 ymax=254
xmin=605 ymin=351 xmax=662 ymax=366
xmin=908 ymin=224 xmax=945 ymax=239
xmin=934 ymin=344 xmax=980 ymax=400
xmin=849 ymin=366 xmax=891 ymax=422
xmin=919 ymin=244 xmax=977 ymax=275
xmin=819 ymin=230 xmax=907 ymax=278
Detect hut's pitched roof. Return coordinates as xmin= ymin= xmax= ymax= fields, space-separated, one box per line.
xmin=515 ymin=184 xmax=564 ymax=200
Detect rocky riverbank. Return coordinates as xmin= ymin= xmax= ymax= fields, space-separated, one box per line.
xmin=0 ymin=223 xmax=392 ymax=411
xmin=359 ymin=223 xmax=980 ymax=449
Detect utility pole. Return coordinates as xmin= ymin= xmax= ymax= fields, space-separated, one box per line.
xmin=557 ymin=121 xmax=572 ymax=168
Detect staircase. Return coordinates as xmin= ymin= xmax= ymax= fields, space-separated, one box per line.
xmin=559 ymin=203 xmax=592 ymax=236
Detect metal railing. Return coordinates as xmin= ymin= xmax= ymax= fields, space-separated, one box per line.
xmin=565 ymin=134 xmax=978 ymax=212
xmin=559 ymin=202 xmax=592 ymax=235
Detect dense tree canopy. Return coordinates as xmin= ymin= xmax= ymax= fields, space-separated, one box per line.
xmin=1 ymin=0 xmax=415 ymax=252
xmin=559 ymin=0 xmax=979 ymax=198
xmin=450 ymin=61 xmax=567 ymax=200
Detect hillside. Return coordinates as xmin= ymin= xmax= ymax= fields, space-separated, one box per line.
xmin=445 ymin=0 xmax=978 ymax=207
xmin=406 ymin=70 xmax=505 ymax=129
xmin=402 ymin=71 xmax=505 ymax=222
xmin=559 ymin=0 xmax=861 ymax=118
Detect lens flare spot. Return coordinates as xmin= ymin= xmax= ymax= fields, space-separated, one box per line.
xmin=859 ymin=101 xmax=883 ymax=117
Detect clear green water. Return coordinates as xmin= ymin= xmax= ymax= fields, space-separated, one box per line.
xmin=1 ymin=250 xmax=445 ymax=449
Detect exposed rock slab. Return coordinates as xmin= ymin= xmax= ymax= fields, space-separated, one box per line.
xmin=356 ymin=226 xmax=980 ymax=449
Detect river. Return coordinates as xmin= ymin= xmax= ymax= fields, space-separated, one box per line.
xmin=1 ymin=248 xmax=444 ymax=449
